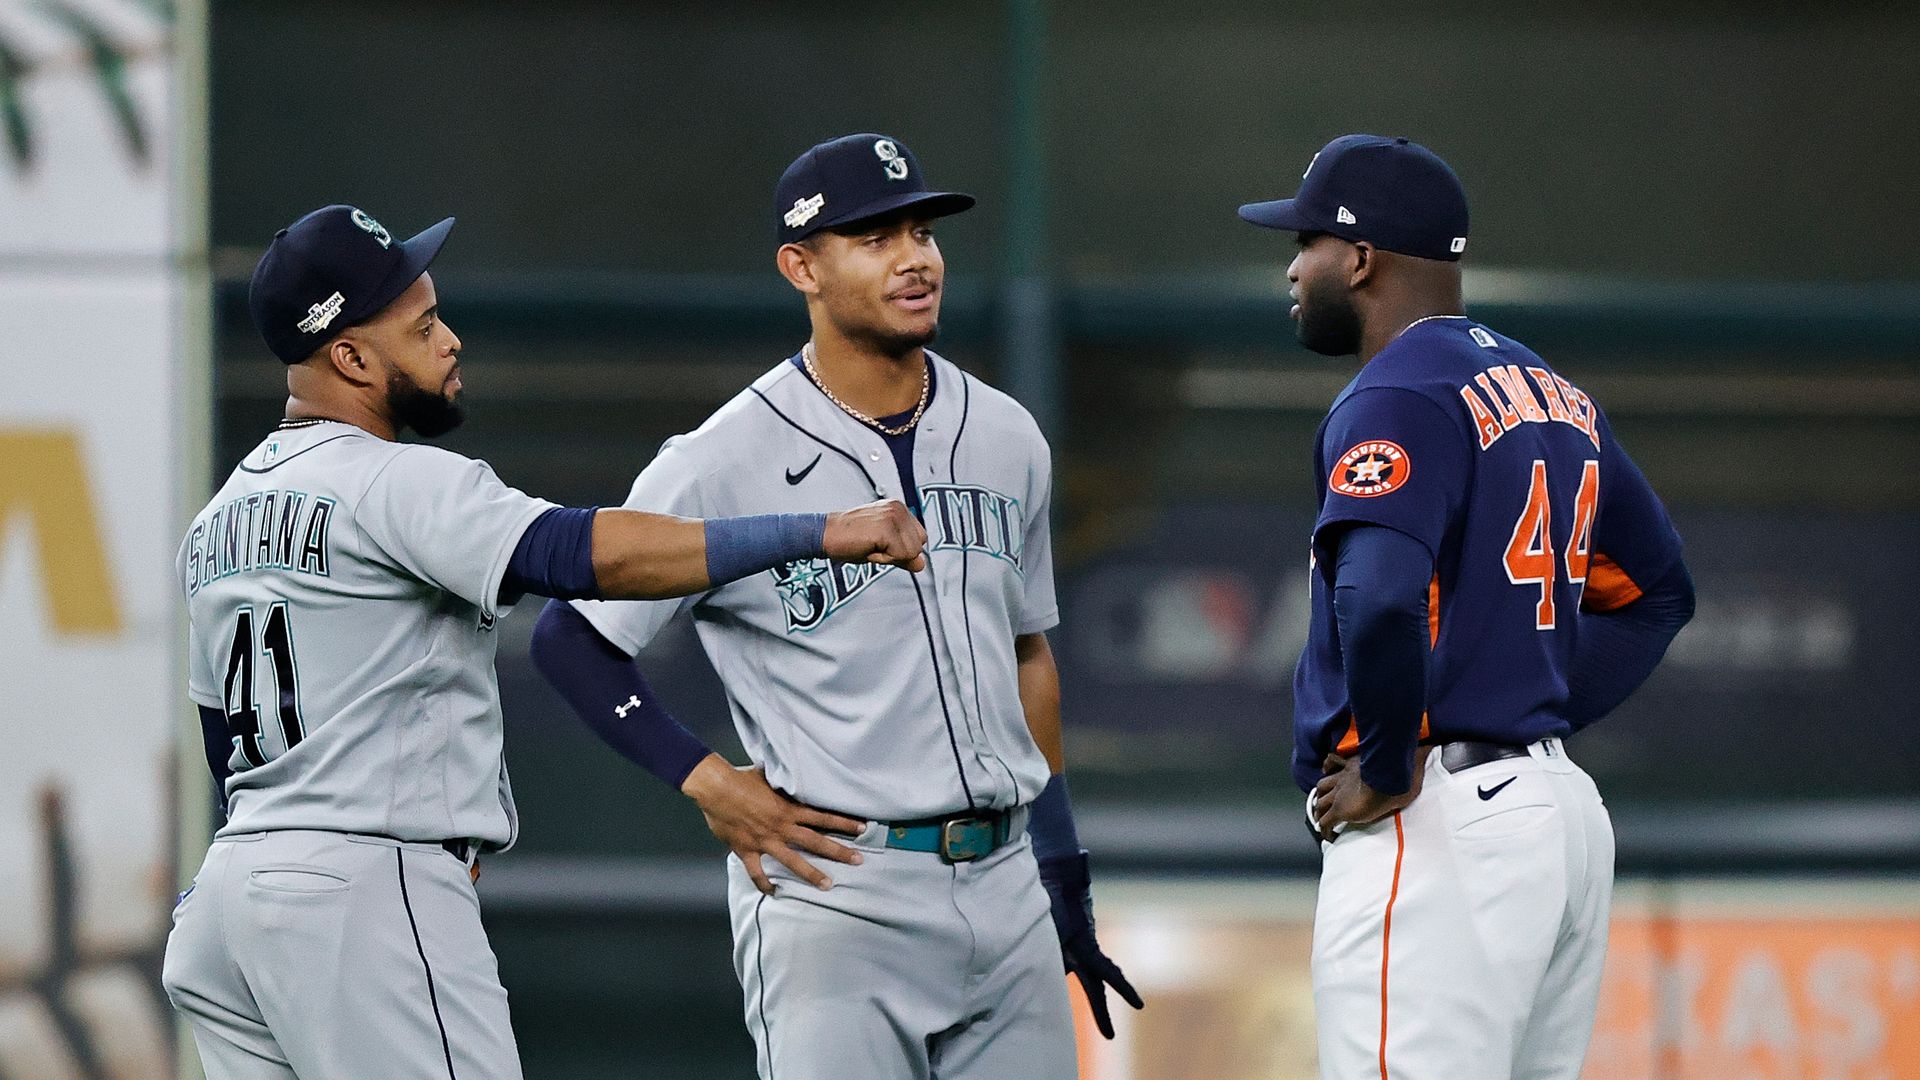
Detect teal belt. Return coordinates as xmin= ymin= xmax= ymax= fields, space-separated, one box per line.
xmin=883 ymin=810 xmax=1016 ymax=863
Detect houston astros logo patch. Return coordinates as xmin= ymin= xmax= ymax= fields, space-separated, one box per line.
xmin=1330 ymin=441 xmax=1410 ymax=498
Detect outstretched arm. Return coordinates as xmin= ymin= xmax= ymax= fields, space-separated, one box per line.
xmin=593 ymin=501 xmax=926 ymax=600
xmin=1019 ymin=632 xmax=1144 ymax=1039
xmin=503 ymin=501 xmax=928 ymax=603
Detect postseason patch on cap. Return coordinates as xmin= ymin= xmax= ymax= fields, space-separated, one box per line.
xmin=296 ymin=291 xmax=346 ymax=334
xmin=784 ymin=193 xmax=825 ymax=229
xmin=1330 ymin=440 xmax=1411 ymax=498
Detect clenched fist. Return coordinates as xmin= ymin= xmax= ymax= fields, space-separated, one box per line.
xmin=823 ymin=500 xmax=927 ymax=571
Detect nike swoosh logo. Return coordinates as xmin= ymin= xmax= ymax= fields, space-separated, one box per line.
xmin=785 ymin=453 xmax=822 ymax=485
xmin=1477 ymin=777 xmax=1517 ymax=801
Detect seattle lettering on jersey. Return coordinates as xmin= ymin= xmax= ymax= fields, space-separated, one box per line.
xmin=185 ymin=489 xmax=335 ymax=596
xmin=771 ymin=559 xmax=891 ymax=633
xmin=1457 ymin=363 xmax=1600 ymax=452
xmin=922 ymin=483 xmax=1024 ymax=566
xmin=769 ymin=483 xmax=1027 ymax=633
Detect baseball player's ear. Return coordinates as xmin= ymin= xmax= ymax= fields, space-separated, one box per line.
xmin=326 ymin=339 xmax=376 ymax=387
xmin=775 ymin=242 xmax=821 ymax=295
xmin=1348 ymin=241 xmax=1378 ymax=289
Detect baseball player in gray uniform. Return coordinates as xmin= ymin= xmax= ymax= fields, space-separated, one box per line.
xmin=161 ymin=204 xmax=926 ymax=1080
xmin=531 ymin=134 xmax=1141 ymax=1078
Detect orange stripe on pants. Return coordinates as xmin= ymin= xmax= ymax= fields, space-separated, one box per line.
xmin=1379 ymin=811 xmax=1406 ymax=1080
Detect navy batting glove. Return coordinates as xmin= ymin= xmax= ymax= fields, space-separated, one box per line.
xmin=1037 ymin=849 xmax=1143 ymax=1039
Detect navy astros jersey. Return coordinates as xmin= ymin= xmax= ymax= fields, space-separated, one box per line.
xmin=1292 ymin=315 xmax=1685 ymax=792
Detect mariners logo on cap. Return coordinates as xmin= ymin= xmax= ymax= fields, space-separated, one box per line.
xmin=874 ymin=139 xmax=909 ymax=181
xmin=1330 ymin=440 xmax=1410 ymax=498
xmin=350 ymin=208 xmax=392 ymax=248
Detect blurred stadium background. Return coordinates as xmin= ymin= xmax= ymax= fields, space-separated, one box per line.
xmin=3 ymin=2 xmax=1917 ymax=1077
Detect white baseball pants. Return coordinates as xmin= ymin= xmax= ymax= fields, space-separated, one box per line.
xmin=1312 ymin=737 xmax=1614 ymax=1080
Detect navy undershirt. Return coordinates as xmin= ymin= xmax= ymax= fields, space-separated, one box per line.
xmin=500 ymin=506 xmax=600 ymax=602
xmin=790 ymin=353 xmax=934 ymax=515
xmin=530 ymin=600 xmax=714 ymax=788
xmin=1330 ymin=525 xmax=1435 ymax=794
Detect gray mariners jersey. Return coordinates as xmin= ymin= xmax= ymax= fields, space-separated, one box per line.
xmin=178 ymin=420 xmax=556 ymax=848
xmin=572 ymin=353 xmax=1056 ymax=821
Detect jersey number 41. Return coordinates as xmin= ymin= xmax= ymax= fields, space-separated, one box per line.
xmin=221 ymin=603 xmax=308 ymax=767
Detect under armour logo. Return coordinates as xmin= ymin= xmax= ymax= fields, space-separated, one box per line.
xmin=614 ymin=695 xmax=643 ymax=719
xmin=1336 ymin=206 xmax=1357 ymax=225
xmin=874 ymin=139 xmax=909 ymax=180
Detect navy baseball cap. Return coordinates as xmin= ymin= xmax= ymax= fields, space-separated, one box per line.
xmin=1238 ymin=134 xmax=1469 ymax=262
xmin=774 ymin=133 xmax=974 ymax=245
xmin=248 ymin=205 xmax=456 ymax=364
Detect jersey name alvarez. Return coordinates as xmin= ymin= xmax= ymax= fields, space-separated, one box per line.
xmin=773 ymin=481 xmax=1025 ymax=633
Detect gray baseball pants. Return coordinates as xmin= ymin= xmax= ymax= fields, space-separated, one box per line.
xmin=728 ymin=820 xmax=1077 ymax=1080
xmin=162 ymin=830 xmax=521 ymax=1080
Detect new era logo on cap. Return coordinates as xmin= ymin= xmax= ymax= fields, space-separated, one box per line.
xmin=1337 ymin=206 xmax=1358 ymax=225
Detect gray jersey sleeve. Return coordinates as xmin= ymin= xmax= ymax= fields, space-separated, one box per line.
xmin=568 ymin=438 xmax=707 ymax=656
xmin=355 ymin=445 xmax=557 ymax=617
xmin=185 ymin=615 xmax=220 ymax=708
xmin=178 ymin=538 xmax=222 ymax=707
xmin=1017 ymin=442 xmax=1060 ymax=635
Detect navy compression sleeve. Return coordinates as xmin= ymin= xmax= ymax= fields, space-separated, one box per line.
xmin=501 ymin=506 xmax=600 ymax=601
xmin=1564 ymin=560 xmax=1695 ymax=728
xmin=1331 ymin=525 xmax=1434 ymax=796
xmin=197 ymin=703 xmax=232 ymax=819
xmin=529 ymin=599 xmax=715 ymax=788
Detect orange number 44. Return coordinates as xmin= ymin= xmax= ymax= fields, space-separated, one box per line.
xmin=1503 ymin=459 xmax=1600 ymax=630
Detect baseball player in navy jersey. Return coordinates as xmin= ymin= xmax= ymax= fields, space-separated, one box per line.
xmin=529 ymin=133 xmax=1140 ymax=1078
xmin=160 ymin=204 xmax=925 ymax=1080
xmin=1238 ymin=135 xmax=1696 ymax=1078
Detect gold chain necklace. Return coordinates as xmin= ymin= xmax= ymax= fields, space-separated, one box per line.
xmin=802 ymin=342 xmax=930 ymax=437
xmin=1398 ymin=313 xmax=1468 ymax=337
